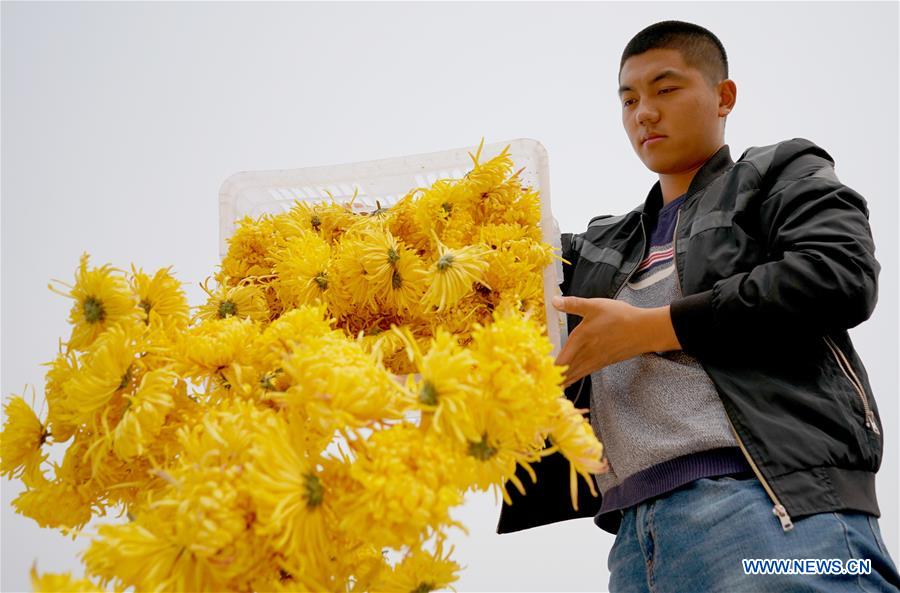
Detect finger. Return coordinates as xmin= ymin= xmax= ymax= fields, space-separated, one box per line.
xmin=554 ymin=326 xmax=582 ymax=368
xmin=552 ymin=295 xmax=587 ymax=316
xmin=563 ymin=370 xmax=582 ymax=390
xmin=555 ymin=343 xmax=572 ymax=368
xmin=564 ymin=365 xmax=589 ymax=390
xmin=562 ymin=350 xmax=594 ymax=387
xmin=557 ymin=356 xmax=575 ymax=387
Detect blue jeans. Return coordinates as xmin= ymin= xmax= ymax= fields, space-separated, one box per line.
xmin=608 ymin=475 xmax=900 ymax=593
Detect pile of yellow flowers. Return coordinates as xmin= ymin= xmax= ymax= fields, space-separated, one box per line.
xmin=1 ymin=140 xmax=606 ymax=592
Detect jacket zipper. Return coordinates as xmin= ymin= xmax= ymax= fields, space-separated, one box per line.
xmin=725 ymin=416 xmax=794 ymax=531
xmin=672 ymin=206 xmax=793 ymax=531
xmin=612 ymin=215 xmax=647 ymax=300
xmin=823 ymin=335 xmax=880 ymax=435
xmin=672 ymin=209 xmax=682 ymax=295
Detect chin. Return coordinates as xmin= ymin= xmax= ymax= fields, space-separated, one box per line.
xmin=639 ymin=153 xmax=675 ymax=174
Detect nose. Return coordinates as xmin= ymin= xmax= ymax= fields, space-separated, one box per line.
xmin=634 ymin=100 xmax=660 ymax=128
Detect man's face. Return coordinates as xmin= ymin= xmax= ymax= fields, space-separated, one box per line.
xmin=618 ymin=48 xmax=731 ymax=174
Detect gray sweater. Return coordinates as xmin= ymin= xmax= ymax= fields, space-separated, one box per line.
xmin=589 ymin=194 xmax=750 ymax=518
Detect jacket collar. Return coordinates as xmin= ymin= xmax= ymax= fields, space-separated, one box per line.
xmin=638 ymin=144 xmax=735 ymax=218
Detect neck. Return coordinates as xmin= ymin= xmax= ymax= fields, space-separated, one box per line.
xmin=658 ymin=168 xmax=701 ymax=205
xmin=657 ymin=144 xmax=725 ymax=205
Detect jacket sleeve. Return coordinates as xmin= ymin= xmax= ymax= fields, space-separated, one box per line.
xmin=559 ymin=231 xmax=579 ymax=296
xmin=557 ymin=230 xmax=594 ymax=408
xmin=669 ymin=155 xmax=881 ymax=358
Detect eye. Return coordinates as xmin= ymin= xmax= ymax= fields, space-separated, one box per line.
xmin=659 ymin=87 xmax=677 ymax=94
xmin=623 ymin=98 xmax=635 ymax=108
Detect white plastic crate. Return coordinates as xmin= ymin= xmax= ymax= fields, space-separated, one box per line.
xmin=218 ymin=138 xmax=568 ymax=358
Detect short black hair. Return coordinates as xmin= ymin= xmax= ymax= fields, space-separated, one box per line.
xmin=620 ymin=20 xmax=728 ymax=88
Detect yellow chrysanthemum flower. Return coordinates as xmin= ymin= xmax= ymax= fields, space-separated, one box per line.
xmin=254 ymin=456 xmax=372 ymax=592
xmin=545 ymin=397 xmax=607 ymax=511
xmin=455 ymin=398 xmax=537 ymax=505
xmin=85 ymin=400 xmax=273 ymax=593
xmin=59 ymin=321 xmax=142 ymax=426
xmin=270 ymin=229 xmax=332 ymax=309
xmin=373 ymin=537 xmax=461 ymax=593
xmin=270 ymin=204 xmax=318 ymax=243
xmin=173 ymin=315 xmax=260 ymax=393
xmin=423 ymin=312 xmax=489 ymax=353
xmin=354 ymin=322 xmax=408 ymax=367
xmin=196 ymin=277 xmax=269 ymax=323
xmin=326 ymin=230 xmax=379 ymax=318
xmin=461 ymin=309 xmax=568 ymax=503
xmin=388 ymin=189 xmax=432 ymax=255
xmin=249 ymin=304 xmax=336 ymax=395
xmin=30 ymin=564 xmax=103 ymax=592
xmin=356 ymin=226 xmax=429 ymax=315
xmin=83 ymin=502 xmax=261 ymax=593
xmin=469 ymin=309 xmax=563 ymax=425
xmin=376 ymin=323 xmax=430 ymax=377
xmin=111 ymin=369 xmax=177 ymax=459
xmin=40 ymin=345 xmax=79 ymax=442
xmin=477 ymin=222 xmax=539 ymax=249
xmin=512 ymin=187 xmax=543 ymax=227
xmin=48 ymin=253 xmax=142 ymax=352
xmin=483 ymin=238 xmax=553 ymax=302
xmin=248 ymin=556 xmax=337 ymax=593
xmin=392 ymin=326 xmax=480 ymax=444
xmin=423 ymin=233 xmax=492 ymax=313
xmin=410 ymin=179 xmax=463 ymax=252
xmin=259 ymin=303 xmax=335 ymax=347
xmin=409 ymin=175 xmax=479 ymax=250
xmin=129 ymin=264 xmax=190 ymax=329
xmin=335 ymin=541 xmax=391 ymax=593
xmin=340 ymin=423 xmax=469 ymax=550
xmin=383 ymin=244 xmax=429 ymax=315
xmin=439 ymin=206 xmax=478 ymax=249
xmin=218 ymin=214 xmax=277 ymax=283
xmin=460 ymin=139 xmax=514 ymax=196
xmin=272 ymin=330 xmax=406 ymax=435
xmin=0 ymin=394 xmax=47 ymax=480
xmin=357 ymin=226 xmax=403 ymax=291
xmin=246 ymin=414 xmax=335 ymax=561
xmin=12 ymin=476 xmax=93 ymax=530
xmin=474 ymin=172 xmax=525 ymax=223
xmin=277 ymin=198 xmax=357 ymax=246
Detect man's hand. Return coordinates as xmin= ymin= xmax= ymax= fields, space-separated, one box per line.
xmin=552 ymin=295 xmax=683 ymax=389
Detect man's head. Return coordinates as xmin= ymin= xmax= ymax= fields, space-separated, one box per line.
xmin=618 ymin=21 xmax=737 ymax=175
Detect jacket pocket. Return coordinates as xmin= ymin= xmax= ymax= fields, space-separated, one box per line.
xmin=822 ymin=335 xmax=880 ymax=436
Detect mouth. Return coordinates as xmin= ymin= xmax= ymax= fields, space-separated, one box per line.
xmin=641 ymin=135 xmax=666 ymax=147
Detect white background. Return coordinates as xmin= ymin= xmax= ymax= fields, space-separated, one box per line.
xmin=2 ymin=2 xmax=898 ymax=592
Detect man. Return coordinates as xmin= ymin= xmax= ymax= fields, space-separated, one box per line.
xmin=497 ymin=20 xmax=900 ymax=592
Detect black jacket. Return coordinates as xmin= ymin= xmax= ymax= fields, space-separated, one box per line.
xmin=496 ymin=138 xmax=883 ymax=535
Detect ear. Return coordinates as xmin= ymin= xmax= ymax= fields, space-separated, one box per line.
xmin=718 ymin=79 xmax=737 ymax=117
